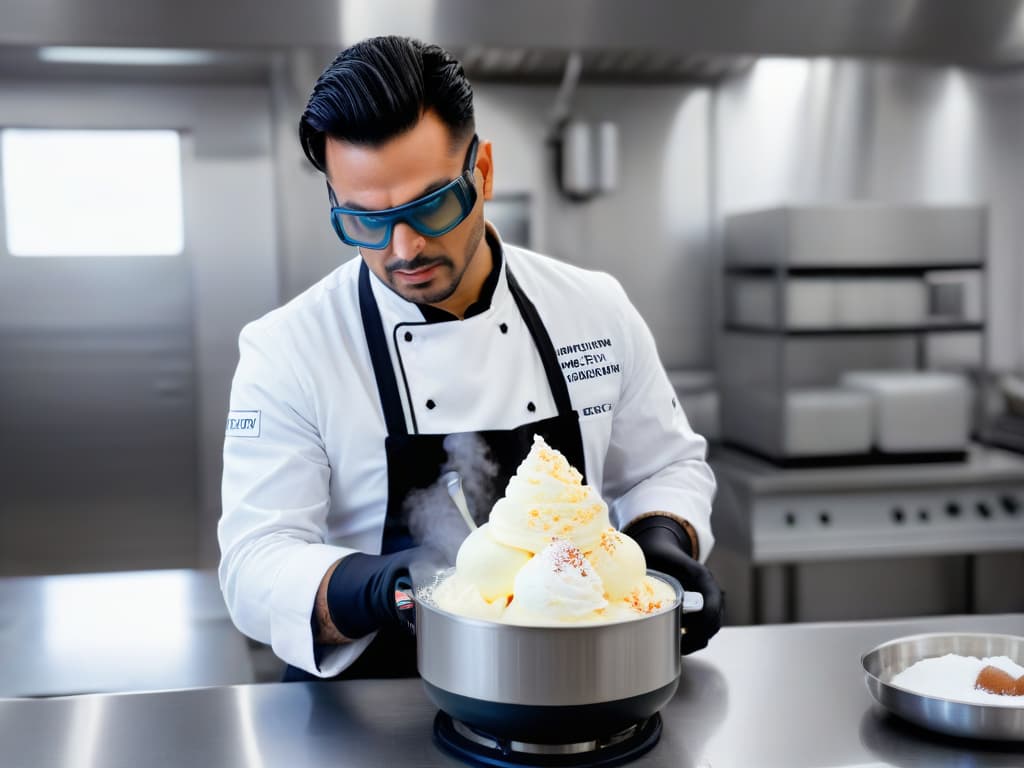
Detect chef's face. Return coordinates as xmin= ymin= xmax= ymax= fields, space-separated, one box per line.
xmin=324 ymin=112 xmax=494 ymax=312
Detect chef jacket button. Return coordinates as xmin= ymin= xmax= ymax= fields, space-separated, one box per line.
xmin=404 ymin=331 xmax=413 ymax=342
xmin=426 ymin=399 xmax=436 ymax=410
xmin=499 ymin=322 xmax=508 ymax=334
xmin=527 ymin=401 xmax=536 ymax=413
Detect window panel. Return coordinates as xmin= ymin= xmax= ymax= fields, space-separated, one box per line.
xmin=1 ymin=129 xmax=184 ymax=257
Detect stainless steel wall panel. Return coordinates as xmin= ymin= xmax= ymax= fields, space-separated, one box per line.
xmin=0 ymin=79 xmax=279 ymax=573
xmin=0 ymin=329 xmax=198 ymax=575
xmin=716 ymin=58 xmax=1024 ymax=371
xmin=792 ymin=556 xmax=970 ymax=622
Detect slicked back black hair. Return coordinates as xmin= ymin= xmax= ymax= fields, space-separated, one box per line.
xmin=299 ymin=36 xmax=475 ymax=174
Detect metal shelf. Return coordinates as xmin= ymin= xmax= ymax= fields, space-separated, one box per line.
xmin=725 ymin=263 xmax=984 ymax=277
xmin=725 ymin=323 xmax=985 ymax=336
xmin=720 ymin=205 xmax=989 ymax=465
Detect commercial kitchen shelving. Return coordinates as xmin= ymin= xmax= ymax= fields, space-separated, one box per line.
xmin=718 ymin=203 xmax=989 ymax=467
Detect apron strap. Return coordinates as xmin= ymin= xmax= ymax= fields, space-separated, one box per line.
xmin=358 ymin=261 xmax=408 ymax=437
xmin=506 ymin=269 xmax=575 ymax=417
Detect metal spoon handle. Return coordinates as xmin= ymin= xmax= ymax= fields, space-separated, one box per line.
xmin=441 ymin=471 xmax=477 ymax=532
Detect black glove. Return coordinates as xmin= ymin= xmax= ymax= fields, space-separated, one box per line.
xmin=325 ymin=548 xmax=421 ymax=639
xmin=625 ymin=516 xmax=724 ymax=655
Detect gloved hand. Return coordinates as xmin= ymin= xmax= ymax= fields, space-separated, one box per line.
xmin=625 ymin=516 xmax=724 ymax=655
xmin=325 ymin=548 xmax=421 ymax=639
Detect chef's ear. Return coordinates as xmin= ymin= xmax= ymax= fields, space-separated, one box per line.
xmin=475 ymin=140 xmax=495 ymax=202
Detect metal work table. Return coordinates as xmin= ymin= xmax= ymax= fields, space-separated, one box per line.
xmin=711 ymin=442 xmax=1024 ymax=496
xmin=710 ymin=442 xmax=1024 ymax=566
xmin=3 ymin=613 xmax=1022 ymax=767
xmin=708 ymin=444 xmax=1024 ymax=623
xmin=0 ymin=569 xmax=260 ymax=697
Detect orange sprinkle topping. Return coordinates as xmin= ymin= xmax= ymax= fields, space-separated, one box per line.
xmin=625 ymin=583 xmax=664 ymax=614
xmin=549 ymin=539 xmax=589 ymax=577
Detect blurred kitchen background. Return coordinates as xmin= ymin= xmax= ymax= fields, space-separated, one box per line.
xmin=2 ymin=0 xmax=1024 ymax=695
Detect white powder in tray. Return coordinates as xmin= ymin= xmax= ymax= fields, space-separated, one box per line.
xmin=889 ymin=653 xmax=1024 ymax=707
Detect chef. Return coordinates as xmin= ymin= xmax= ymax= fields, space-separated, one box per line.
xmin=219 ymin=35 xmax=723 ymax=680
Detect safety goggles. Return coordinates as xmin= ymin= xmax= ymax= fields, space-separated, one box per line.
xmin=328 ymin=135 xmax=479 ymax=250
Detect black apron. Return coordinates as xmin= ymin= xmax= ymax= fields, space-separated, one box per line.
xmin=284 ymin=260 xmax=587 ymax=681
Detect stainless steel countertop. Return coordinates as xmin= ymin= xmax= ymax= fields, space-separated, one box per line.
xmin=3 ymin=613 xmax=1022 ymax=767
xmin=0 ymin=569 xmax=258 ymax=697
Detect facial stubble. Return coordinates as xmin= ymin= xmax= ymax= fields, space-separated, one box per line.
xmin=388 ymin=216 xmax=486 ymax=307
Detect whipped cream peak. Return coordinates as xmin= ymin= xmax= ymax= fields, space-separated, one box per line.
xmin=489 ymin=435 xmax=610 ymax=551
xmin=522 ymin=434 xmax=583 ymax=487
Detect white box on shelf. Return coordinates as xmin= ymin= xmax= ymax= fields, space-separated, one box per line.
xmin=787 ymin=280 xmax=837 ymax=329
xmin=833 ymin=279 xmax=927 ymax=327
xmin=784 ymin=388 xmax=874 ymax=456
xmin=840 ymin=370 xmax=971 ymax=452
xmin=731 ymin=278 xmax=836 ymax=329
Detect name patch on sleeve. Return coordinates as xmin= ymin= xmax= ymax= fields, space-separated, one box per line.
xmin=226 ymin=410 xmax=261 ymax=438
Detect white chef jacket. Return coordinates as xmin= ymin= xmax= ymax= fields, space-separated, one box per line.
xmin=219 ymin=235 xmax=716 ymax=676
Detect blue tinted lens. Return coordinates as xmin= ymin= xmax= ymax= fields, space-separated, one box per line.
xmin=330 ymin=175 xmax=476 ymax=248
xmin=408 ymin=185 xmax=471 ymax=236
xmin=335 ymin=211 xmax=391 ymax=248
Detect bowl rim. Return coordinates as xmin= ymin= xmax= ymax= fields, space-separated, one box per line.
xmin=415 ymin=567 xmax=683 ymax=630
xmin=861 ymin=631 xmax=1024 ymax=710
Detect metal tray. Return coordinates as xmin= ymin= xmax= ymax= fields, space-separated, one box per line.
xmin=862 ymin=632 xmax=1024 ymax=741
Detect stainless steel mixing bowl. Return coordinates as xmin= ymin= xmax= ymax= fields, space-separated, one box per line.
xmin=415 ymin=569 xmax=683 ymax=743
xmin=862 ymin=632 xmax=1024 ymax=741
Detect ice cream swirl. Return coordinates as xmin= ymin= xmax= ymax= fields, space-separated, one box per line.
xmin=507 ymin=539 xmax=608 ymax=622
xmin=488 ymin=435 xmax=611 ymax=552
